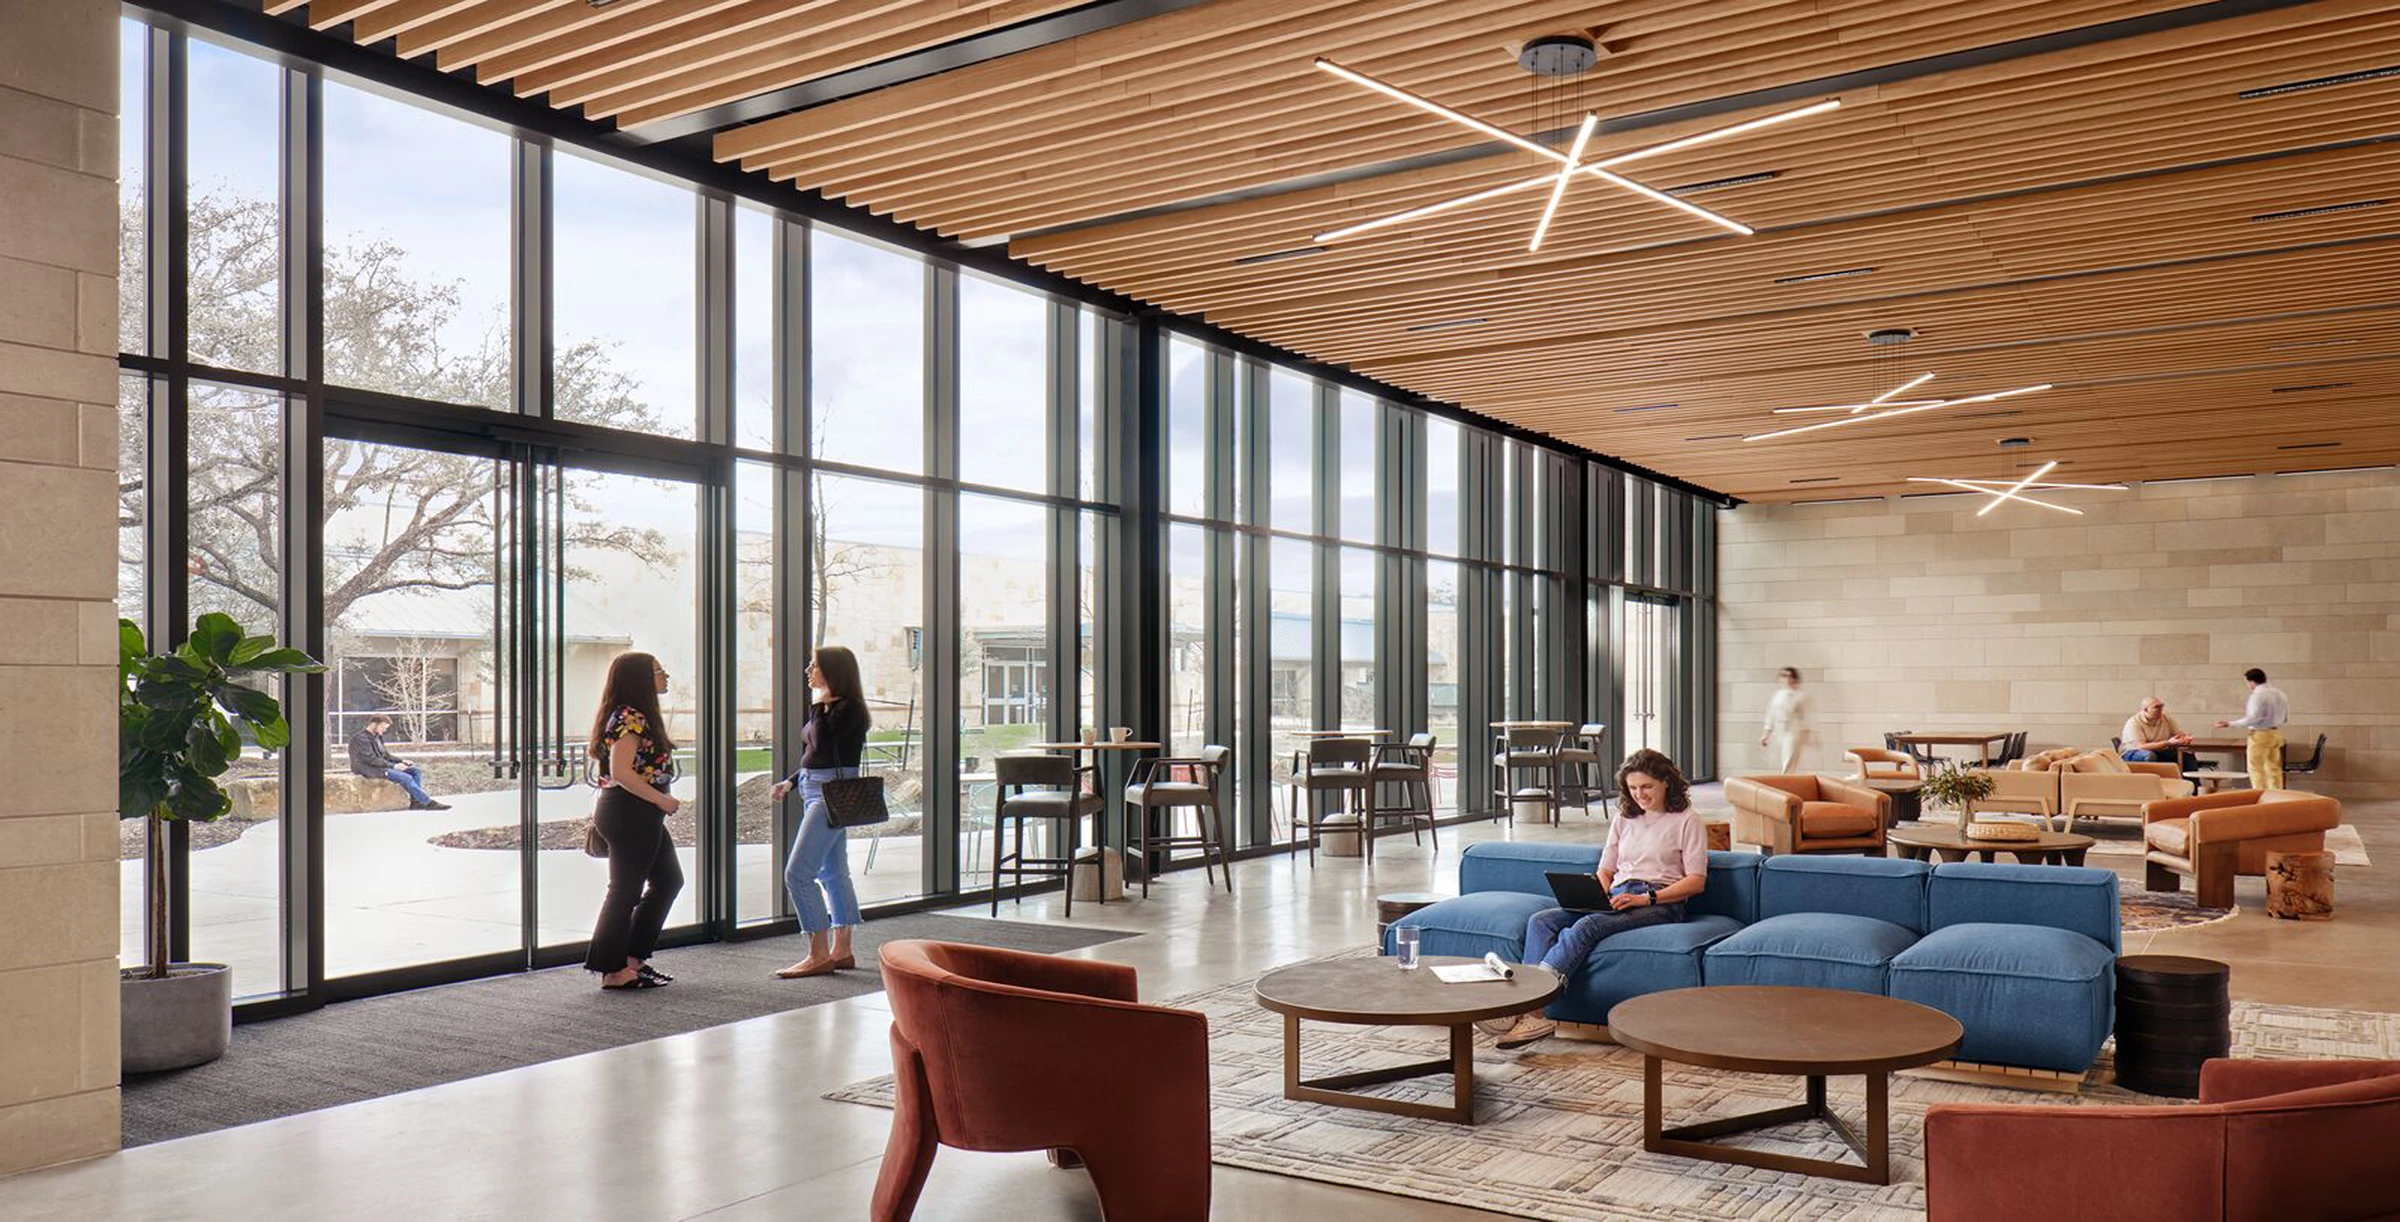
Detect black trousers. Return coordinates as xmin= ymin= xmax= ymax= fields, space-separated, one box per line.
xmin=584 ymin=787 xmax=685 ymax=973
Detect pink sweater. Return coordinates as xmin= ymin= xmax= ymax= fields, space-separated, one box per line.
xmin=1598 ymin=806 xmax=1710 ymax=887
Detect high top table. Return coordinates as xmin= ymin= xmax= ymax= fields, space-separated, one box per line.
xmin=1608 ymin=986 xmax=1963 ymax=1185
xmin=1027 ymin=740 xmax=1162 ymax=902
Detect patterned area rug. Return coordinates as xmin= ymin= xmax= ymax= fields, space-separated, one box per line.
xmin=2119 ymin=891 xmax=2237 ymax=932
xmin=827 ymin=955 xmax=2400 ymax=1220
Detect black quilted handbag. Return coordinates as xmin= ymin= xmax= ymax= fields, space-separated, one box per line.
xmin=821 ymin=774 xmax=890 ymax=828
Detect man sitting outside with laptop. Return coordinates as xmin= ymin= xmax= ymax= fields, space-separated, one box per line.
xmin=1493 ymin=747 xmax=1708 ymax=1049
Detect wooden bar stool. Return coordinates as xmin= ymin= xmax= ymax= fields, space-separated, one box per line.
xmin=990 ymin=754 xmax=1101 ymax=917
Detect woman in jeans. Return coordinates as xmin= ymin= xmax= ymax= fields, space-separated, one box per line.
xmin=771 ymin=645 xmax=872 ymax=979
xmin=1493 ymin=748 xmax=1709 ymax=1048
xmin=584 ymin=651 xmax=684 ymax=991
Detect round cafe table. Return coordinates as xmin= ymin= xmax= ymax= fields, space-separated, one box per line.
xmin=1027 ymin=740 xmax=1162 ymax=902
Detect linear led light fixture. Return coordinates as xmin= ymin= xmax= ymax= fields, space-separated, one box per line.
xmin=2268 ymin=338 xmax=2360 ymax=350
xmin=1745 ymin=383 xmax=2053 ymax=441
xmin=1905 ymin=467 xmax=2124 ymax=516
xmin=2271 ymin=381 xmax=2356 ymax=393
xmin=1768 ymin=371 xmax=1936 ymax=416
xmin=2251 ymin=199 xmax=2387 ymax=222
xmin=1614 ymin=402 xmax=1678 ymax=413
xmin=1530 ymin=112 xmax=1600 ymax=252
xmin=1789 ymin=476 xmax=1839 ymax=483
xmin=2239 ymin=65 xmax=2400 ymax=99
xmin=1666 ymin=171 xmax=1779 ymax=196
xmin=2278 ymin=441 xmax=2343 ymax=451
xmin=1309 ymin=58 xmax=1836 ymax=245
xmin=1404 ymin=316 xmax=1489 ymax=333
xmin=1773 ymin=266 xmax=1877 ymax=285
xmin=1233 ymin=245 xmax=1330 ymax=266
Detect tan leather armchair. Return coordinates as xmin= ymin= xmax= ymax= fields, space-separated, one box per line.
xmin=1845 ymin=747 xmax=1921 ymax=782
xmin=2141 ymin=789 xmax=2340 ymax=908
xmin=1724 ymin=775 xmax=1889 ymax=856
xmin=2057 ymin=761 xmax=2192 ymax=833
xmin=1966 ymin=768 xmax=2058 ymax=824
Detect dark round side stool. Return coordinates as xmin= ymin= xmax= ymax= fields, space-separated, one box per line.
xmin=1375 ymin=892 xmax=1443 ymax=947
xmin=2113 ymin=954 xmax=2231 ymax=1098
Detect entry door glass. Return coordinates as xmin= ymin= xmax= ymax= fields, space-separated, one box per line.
xmin=322 ymin=439 xmax=518 ymax=978
xmin=534 ymin=466 xmax=704 ymax=951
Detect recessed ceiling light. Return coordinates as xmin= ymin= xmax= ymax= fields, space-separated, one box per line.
xmin=1233 ymin=245 xmax=1329 ymax=266
xmin=2277 ymin=441 xmax=2342 ymax=451
xmin=1954 ymin=409 xmax=2025 ymax=421
xmin=1790 ymin=476 xmax=1838 ymax=483
xmin=2270 ymin=381 xmax=2356 ymax=393
xmin=1404 ymin=317 xmax=1488 ymax=333
xmin=1774 ymin=266 xmax=1876 ymax=285
xmin=1683 ymin=432 xmax=1745 ymax=441
xmin=1665 ymin=171 xmax=1779 ymax=196
xmin=2250 ymin=199 xmax=2387 ymax=222
xmin=2239 ymin=65 xmax=2400 ymax=99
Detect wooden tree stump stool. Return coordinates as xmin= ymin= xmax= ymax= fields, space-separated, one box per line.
xmin=1706 ymin=821 xmax=1732 ymax=851
xmin=2266 ymin=850 xmax=2335 ymax=921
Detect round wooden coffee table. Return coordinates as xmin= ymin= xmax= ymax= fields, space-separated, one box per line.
xmin=1887 ymin=822 xmax=2096 ymax=866
xmin=1255 ymin=955 xmax=1562 ymax=1124
xmin=1609 ymin=986 xmax=1963 ymax=1185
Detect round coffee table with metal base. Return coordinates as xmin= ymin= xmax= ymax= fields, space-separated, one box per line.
xmin=1255 ymin=956 xmax=1562 ymax=1124
xmin=1887 ymin=823 xmax=2096 ymax=866
xmin=1609 ymin=986 xmax=1963 ymax=1185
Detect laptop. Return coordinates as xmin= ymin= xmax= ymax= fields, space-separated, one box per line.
xmin=1545 ymin=872 xmax=1615 ymax=913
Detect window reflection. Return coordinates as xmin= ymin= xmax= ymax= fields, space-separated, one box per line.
xmin=553 ymin=152 xmax=695 ymax=437
xmin=813 ymin=228 xmax=924 ymax=473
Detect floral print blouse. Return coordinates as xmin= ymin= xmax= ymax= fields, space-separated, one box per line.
xmin=601 ymin=706 xmax=674 ymax=788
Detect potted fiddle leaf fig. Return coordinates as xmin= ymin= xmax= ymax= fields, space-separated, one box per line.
xmin=1918 ymin=761 xmax=1997 ymax=833
xmin=119 ymin=613 xmax=323 ymax=1072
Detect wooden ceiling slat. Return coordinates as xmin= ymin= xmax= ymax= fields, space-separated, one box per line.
xmin=445 ymin=0 xmax=766 ymax=83
xmin=390 ymin=0 xmax=566 ymax=59
xmin=343 ymin=0 xmax=484 ymax=46
xmin=498 ymin=0 xmax=895 ymax=99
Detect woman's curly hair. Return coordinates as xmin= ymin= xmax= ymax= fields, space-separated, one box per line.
xmin=1615 ymin=748 xmax=1692 ymax=821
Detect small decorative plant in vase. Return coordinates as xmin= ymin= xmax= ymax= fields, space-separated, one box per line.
xmin=1917 ymin=761 xmax=1997 ymax=833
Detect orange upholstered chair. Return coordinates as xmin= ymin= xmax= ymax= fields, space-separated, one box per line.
xmin=873 ymin=939 xmax=1211 ymax=1222
xmin=1723 ymin=774 xmax=1889 ymax=855
xmin=1925 ymin=1059 xmax=2400 ymax=1220
xmin=2140 ymin=788 xmax=2339 ymax=908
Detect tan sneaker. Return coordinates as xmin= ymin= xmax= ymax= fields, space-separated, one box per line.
xmin=1473 ymin=1017 xmax=1516 ymax=1037
xmin=1495 ymin=1013 xmax=1557 ymax=1050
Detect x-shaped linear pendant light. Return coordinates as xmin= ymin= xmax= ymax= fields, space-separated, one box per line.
xmin=1742 ymin=373 xmax=2055 ymax=443
xmin=1904 ymin=461 xmax=2125 ymax=516
xmin=1310 ymin=59 xmax=1838 ymax=251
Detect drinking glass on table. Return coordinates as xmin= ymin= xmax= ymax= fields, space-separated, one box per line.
xmin=1394 ymin=926 xmax=1421 ymax=970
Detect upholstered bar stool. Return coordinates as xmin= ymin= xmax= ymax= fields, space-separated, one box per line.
xmin=1491 ymin=726 xmax=1566 ymax=825
xmin=1122 ymin=744 xmax=1235 ymax=897
xmin=1286 ymin=737 xmax=1373 ymax=865
xmin=990 ymin=754 xmax=1102 ymax=917
xmin=1367 ymin=733 xmax=1439 ymax=853
xmin=1551 ymin=722 xmax=1610 ymax=813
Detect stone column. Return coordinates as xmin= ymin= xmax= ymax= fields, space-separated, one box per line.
xmin=0 ymin=0 xmax=125 ymax=1175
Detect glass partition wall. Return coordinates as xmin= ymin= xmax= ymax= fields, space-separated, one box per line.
xmin=116 ymin=16 xmax=1715 ymax=1011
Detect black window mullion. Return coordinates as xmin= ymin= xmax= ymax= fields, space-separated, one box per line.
xmin=277 ymin=60 xmax=327 ymax=1002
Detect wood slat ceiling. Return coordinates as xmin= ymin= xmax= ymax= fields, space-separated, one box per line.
xmin=284 ymin=0 xmax=2400 ymax=502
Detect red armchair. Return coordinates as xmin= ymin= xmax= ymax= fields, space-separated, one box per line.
xmin=1924 ymin=1058 xmax=2400 ymax=1220
xmin=873 ymin=939 xmax=1212 ymax=1221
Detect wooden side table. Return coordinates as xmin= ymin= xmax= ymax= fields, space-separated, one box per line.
xmin=2114 ymin=955 xmax=2230 ymax=1098
xmin=2266 ymin=850 xmax=2335 ymax=920
xmin=1375 ymin=892 xmax=1443 ymax=946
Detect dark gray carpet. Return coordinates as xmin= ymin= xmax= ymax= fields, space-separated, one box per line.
xmin=122 ymin=913 xmax=1133 ymax=1147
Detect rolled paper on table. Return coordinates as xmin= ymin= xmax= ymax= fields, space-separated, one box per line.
xmin=1483 ymin=952 xmax=1516 ymax=980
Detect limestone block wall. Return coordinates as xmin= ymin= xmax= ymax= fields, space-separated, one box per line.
xmin=1716 ymin=469 xmax=2400 ymax=799
xmin=0 ymin=0 xmax=124 ymax=1175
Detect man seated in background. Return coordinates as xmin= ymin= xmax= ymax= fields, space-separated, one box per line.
xmin=347 ymin=715 xmax=450 ymax=810
xmin=2119 ymin=696 xmax=2193 ymax=769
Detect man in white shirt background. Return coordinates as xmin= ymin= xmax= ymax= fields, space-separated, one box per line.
xmin=1759 ymin=666 xmax=1811 ymax=774
xmin=2214 ymin=667 xmax=2292 ymax=790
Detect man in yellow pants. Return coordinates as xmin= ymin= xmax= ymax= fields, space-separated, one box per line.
xmin=2214 ymin=667 xmax=2291 ymax=790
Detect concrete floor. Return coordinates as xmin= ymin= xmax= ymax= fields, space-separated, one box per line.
xmin=20 ymin=792 xmax=2397 ymax=1222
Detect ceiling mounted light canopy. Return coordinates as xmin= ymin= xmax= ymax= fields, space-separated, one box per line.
xmin=1905 ymin=461 xmax=2125 ymax=516
xmin=1307 ymin=55 xmax=1836 ymax=251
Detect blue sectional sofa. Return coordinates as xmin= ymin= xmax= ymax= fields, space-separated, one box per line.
xmin=1384 ymin=841 xmax=2120 ymax=1073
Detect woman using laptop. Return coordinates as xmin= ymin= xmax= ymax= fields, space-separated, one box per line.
xmin=1494 ymin=748 xmax=1708 ymax=1049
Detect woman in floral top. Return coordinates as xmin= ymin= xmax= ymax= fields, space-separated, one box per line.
xmin=583 ymin=651 xmax=684 ymax=990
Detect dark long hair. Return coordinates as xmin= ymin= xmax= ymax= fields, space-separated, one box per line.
xmin=588 ymin=651 xmax=672 ymax=758
xmin=1616 ymin=748 xmax=1692 ymax=821
xmin=811 ymin=644 xmax=870 ymax=727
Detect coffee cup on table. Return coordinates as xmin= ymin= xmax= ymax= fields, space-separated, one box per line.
xmin=1080 ymin=726 xmax=1097 ymax=745
xmin=1110 ymin=726 xmax=1132 ymax=743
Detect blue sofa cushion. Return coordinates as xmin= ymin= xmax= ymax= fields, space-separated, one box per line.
xmin=1759 ymin=855 xmax=1931 ymax=934
xmin=1890 ymin=923 xmax=2116 ymax=1072
xmin=1703 ymin=911 xmax=1917 ymax=994
xmin=1383 ymin=891 xmax=1550 ymax=960
xmin=1686 ymin=851 xmax=1762 ymax=926
xmin=1552 ymin=914 xmax=1743 ymax=1022
xmin=1927 ymin=862 xmax=2122 ymax=954
xmin=1457 ymin=841 xmax=1603 ymax=897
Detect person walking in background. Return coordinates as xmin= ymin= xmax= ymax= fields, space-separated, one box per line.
xmin=347 ymin=714 xmax=449 ymax=810
xmin=1758 ymin=666 xmax=1812 ymax=774
xmin=772 ymin=645 xmax=872 ymax=980
xmin=1492 ymin=749 xmax=1709 ymax=1049
xmin=2214 ymin=667 xmax=2291 ymax=790
xmin=584 ymin=652 xmax=684 ymax=991
xmin=2120 ymin=696 xmax=2194 ymax=769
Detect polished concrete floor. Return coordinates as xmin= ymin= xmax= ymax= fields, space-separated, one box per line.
xmin=12 ymin=792 xmax=2396 ymax=1221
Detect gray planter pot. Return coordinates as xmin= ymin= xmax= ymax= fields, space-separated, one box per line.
xmin=120 ymin=963 xmax=232 ymax=1074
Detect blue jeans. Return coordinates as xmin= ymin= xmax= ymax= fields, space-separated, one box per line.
xmin=383 ymin=765 xmax=432 ymax=806
xmin=1523 ymin=879 xmax=1688 ymax=977
xmin=786 ymin=767 xmax=863 ymax=933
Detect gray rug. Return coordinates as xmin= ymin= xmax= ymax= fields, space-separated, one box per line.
xmin=829 ymin=950 xmax=2400 ymax=1220
xmin=124 ymin=913 xmax=1132 ymax=1148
